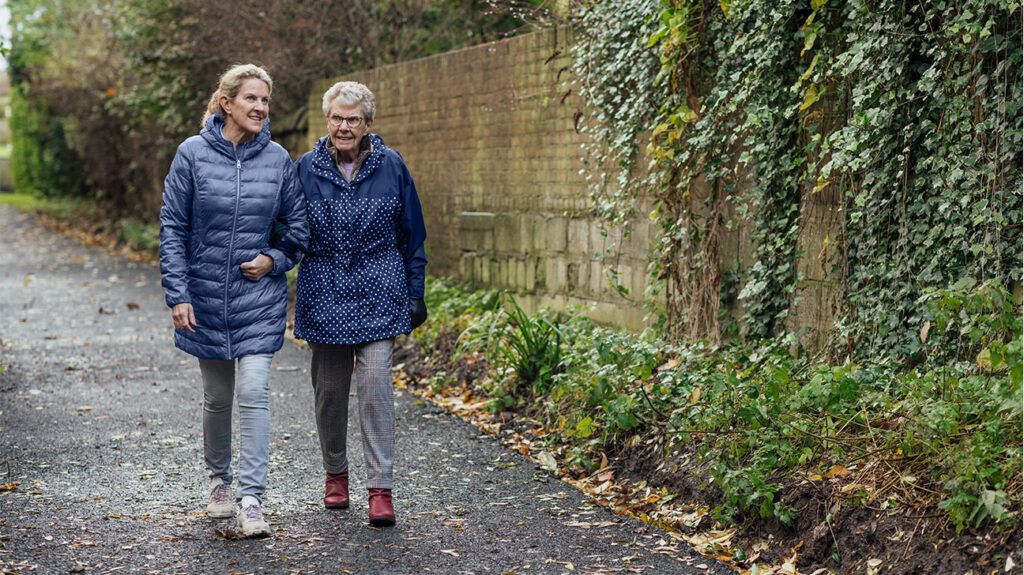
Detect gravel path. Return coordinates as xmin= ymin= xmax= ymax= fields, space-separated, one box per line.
xmin=0 ymin=205 xmax=730 ymax=575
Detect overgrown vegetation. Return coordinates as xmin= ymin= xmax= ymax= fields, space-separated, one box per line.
xmin=7 ymin=0 xmax=549 ymax=219
xmin=571 ymin=0 xmax=1021 ymax=359
xmin=418 ymin=277 xmax=1021 ymax=534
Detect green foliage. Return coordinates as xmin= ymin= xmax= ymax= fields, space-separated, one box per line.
xmin=8 ymin=87 xmax=84 ymax=199
xmin=822 ymin=0 xmax=1023 ymax=360
xmin=572 ymin=0 xmax=1022 ymax=360
xmin=417 ymin=277 xmax=1022 ymax=532
xmin=0 ymin=191 xmax=89 ymax=219
xmin=493 ymin=295 xmax=563 ymax=396
xmin=8 ymin=0 xmax=544 ymax=220
xmin=118 ymin=217 xmax=161 ymax=254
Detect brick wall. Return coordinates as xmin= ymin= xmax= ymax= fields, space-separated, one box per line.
xmin=307 ymin=28 xmax=842 ymax=343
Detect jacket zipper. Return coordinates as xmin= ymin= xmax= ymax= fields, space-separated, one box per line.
xmin=225 ymin=155 xmax=241 ymax=358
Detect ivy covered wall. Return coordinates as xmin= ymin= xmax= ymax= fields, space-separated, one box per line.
xmin=311 ymin=0 xmax=1021 ymax=358
xmin=573 ymin=0 xmax=1021 ymax=359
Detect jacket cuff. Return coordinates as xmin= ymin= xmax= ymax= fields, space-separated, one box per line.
xmin=262 ymin=249 xmax=284 ymax=276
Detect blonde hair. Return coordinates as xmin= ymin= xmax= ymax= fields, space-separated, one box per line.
xmin=321 ymin=81 xmax=376 ymax=121
xmin=201 ymin=64 xmax=274 ymax=128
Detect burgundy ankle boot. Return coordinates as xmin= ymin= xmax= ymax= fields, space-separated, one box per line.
xmin=324 ymin=471 xmax=349 ymax=509
xmin=367 ymin=488 xmax=395 ymax=526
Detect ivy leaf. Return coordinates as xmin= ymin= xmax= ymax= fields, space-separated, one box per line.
xmin=575 ymin=417 xmax=595 ymax=438
xmin=802 ymin=30 xmax=818 ymax=56
xmin=719 ymin=0 xmax=731 ymax=19
xmin=800 ymin=84 xmax=823 ymax=112
xmin=800 ymin=53 xmax=820 ymax=83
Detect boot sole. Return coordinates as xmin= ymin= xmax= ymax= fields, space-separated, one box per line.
xmin=369 ymin=516 xmax=396 ymax=527
xmin=324 ymin=502 xmax=350 ymax=510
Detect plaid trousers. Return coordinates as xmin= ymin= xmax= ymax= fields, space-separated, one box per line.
xmin=309 ymin=339 xmax=395 ymax=489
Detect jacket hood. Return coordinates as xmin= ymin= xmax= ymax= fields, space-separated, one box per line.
xmin=200 ymin=114 xmax=272 ymax=161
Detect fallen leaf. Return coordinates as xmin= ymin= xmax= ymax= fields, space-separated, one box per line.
xmin=537 ymin=451 xmax=558 ymax=472
xmin=824 ymin=464 xmax=850 ymax=479
xmin=689 ymin=387 xmax=702 ymax=405
xmin=657 ymin=358 xmax=681 ymax=371
xmin=0 ymin=481 xmax=20 ymax=492
xmin=214 ymin=528 xmax=241 ymax=540
xmin=126 ymin=302 xmax=140 ymax=311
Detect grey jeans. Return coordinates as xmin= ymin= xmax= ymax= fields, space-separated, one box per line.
xmin=310 ymin=339 xmax=395 ymax=489
xmin=198 ymin=354 xmax=273 ymax=503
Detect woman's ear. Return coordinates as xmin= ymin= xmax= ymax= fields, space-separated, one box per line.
xmin=219 ymin=93 xmax=232 ymax=115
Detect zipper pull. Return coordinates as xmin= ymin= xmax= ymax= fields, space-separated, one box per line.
xmin=236 ymin=160 xmax=241 ymax=169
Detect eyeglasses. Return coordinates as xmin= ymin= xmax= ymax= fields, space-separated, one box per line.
xmin=328 ymin=115 xmax=365 ymax=128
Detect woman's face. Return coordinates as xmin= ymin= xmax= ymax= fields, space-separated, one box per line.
xmin=326 ymin=100 xmax=371 ymax=158
xmin=222 ymin=78 xmax=270 ymax=137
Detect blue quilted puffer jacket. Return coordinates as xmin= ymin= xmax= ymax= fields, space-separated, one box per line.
xmin=159 ymin=115 xmax=309 ymax=360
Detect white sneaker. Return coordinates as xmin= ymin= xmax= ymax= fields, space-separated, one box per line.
xmin=236 ymin=501 xmax=270 ymax=538
xmin=206 ymin=480 xmax=234 ymax=519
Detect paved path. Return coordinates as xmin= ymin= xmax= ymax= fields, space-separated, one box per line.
xmin=0 ymin=205 xmax=729 ymax=574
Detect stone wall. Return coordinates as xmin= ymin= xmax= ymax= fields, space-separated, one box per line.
xmin=307 ymin=28 xmax=842 ymax=343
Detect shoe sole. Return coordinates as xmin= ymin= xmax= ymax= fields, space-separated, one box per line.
xmin=369 ymin=516 xmax=396 ymax=527
xmin=324 ymin=502 xmax=349 ymax=510
xmin=207 ymin=504 xmax=235 ymax=519
xmin=236 ymin=520 xmax=271 ymax=538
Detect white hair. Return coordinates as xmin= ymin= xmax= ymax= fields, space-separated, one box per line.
xmin=321 ymin=81 xmax=376 ymax=121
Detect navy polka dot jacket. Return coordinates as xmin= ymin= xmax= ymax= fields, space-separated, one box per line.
xmin=159 ymin=115 xmax=309 ymax=360
xmin=294 ymin=134 xmax=427 ymax=345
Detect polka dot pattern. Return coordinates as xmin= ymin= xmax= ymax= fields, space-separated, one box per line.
xmin=294 ymin=134 xmax=413 ymax=345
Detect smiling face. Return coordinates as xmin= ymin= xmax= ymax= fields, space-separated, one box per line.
xmin=326 ymin=100 xmax=371 ymax=162
xmin=221 ymin=78 xmax=270 ymax=140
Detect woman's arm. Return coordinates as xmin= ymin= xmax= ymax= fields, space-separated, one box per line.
xmin=160 ymin=145 xmax=194 ymax=308
xmin=160 ymin=144 xmax=197 ymax=332
xmin=262 ymin=160 xmax=309 ymax=276
xmin=397 ymin=160 xmax=427 ymax=300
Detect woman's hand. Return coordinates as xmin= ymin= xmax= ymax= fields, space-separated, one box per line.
xmin=172 ymin=303 xmax=197 ymax=332
xmin=241 ymin=254 xmax=274 ymax=281
xmin=410 ymin=298 xmax=428 ymax=330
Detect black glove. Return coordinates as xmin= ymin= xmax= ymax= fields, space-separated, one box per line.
xmin=410 ymin=297 xmax=428 ymax=330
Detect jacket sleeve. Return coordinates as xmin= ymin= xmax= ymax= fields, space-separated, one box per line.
xmin=159 ymin=144 xmax=194 ymax=308
xmin=396 ymin=158 xmax=427 ymax=299
xmin=263 ymin=159 xmax=309 ymax=276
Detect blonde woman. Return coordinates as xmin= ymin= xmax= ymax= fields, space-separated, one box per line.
xmin=159 ymin=64 xmax=308 ymax=537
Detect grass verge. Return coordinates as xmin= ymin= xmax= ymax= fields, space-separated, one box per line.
xmin=1 ymin=192 xmax=159 ymax=262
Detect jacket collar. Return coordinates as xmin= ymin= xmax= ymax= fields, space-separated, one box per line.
xmin=200 ymin=114 xmax=272 ymax=161
xmin=310 ymin=133 xmax=387 ymax=193
xmin=327 ymin=135 xmax=372 ymax=182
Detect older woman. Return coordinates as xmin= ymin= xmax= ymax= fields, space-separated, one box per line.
xmin=294 ymin=81 xmax=427 ymax=527
xmin=160 ymin=64 xmax=308 ymax=538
